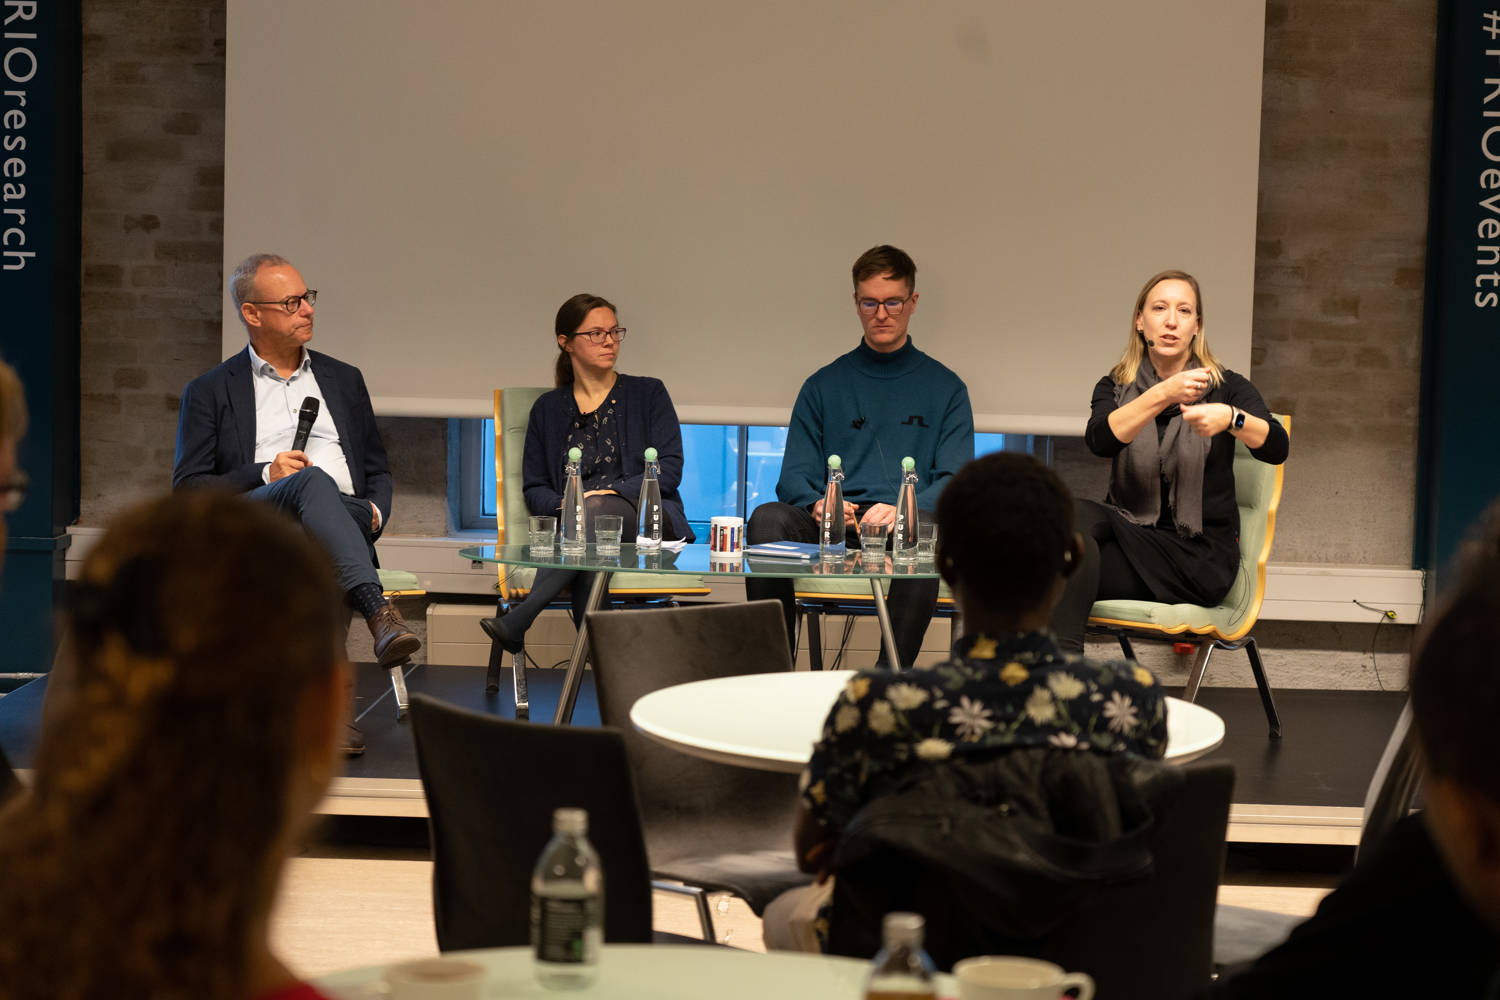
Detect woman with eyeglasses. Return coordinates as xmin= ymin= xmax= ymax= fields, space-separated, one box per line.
xmin=1048 ymin=269 xmax=1289 ymax=654
xmin=481 ymin=293 xmax=694 ymax=660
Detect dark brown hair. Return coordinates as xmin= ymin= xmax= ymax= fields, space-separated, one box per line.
xmin=851 ymin=244 xmax=917 ymax=294
xmin=0 ymin=491 xmax=344 ymax=1000
xmin=553 ymin=292 xmax=618 ymax=387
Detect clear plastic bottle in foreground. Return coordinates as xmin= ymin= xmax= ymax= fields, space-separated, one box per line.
xmin=560 ymin=446 xmax=586 ymax=554
xmin=864 ymin=911 xmax=937 ymax=999
xmin=636 ymin=446 xmax=663 ymax=549
xmin=892 ymin=455 xmax=919 ymax=564
xmin=531 ymin=807 xmax=603 ymax=990
xmin=820 ymin=454 xmax=846 ymax=561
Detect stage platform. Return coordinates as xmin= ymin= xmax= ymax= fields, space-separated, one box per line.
xmin=0 ymin=663 xmax=1407 ymax=847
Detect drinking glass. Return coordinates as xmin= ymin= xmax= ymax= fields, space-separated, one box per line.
xmin=528 ymin=515 xmax=557 ymax=556
xmin=594 ymin=514 xmax=624 ymax=555
xmin=915 ymin=522 xmax=937 ymax=561
xmin=859 ymin=522 xmax=889 ymax=570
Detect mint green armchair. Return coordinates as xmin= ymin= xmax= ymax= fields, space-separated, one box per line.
xmin=1088 ymin=415 xmax=1290 ymax=737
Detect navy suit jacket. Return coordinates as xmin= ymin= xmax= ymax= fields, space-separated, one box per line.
xmin=172 ymin=347 xmax=393 ymax=534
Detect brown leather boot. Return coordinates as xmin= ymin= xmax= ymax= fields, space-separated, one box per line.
xmin=367 ymin=603 xmax=421 ymax=667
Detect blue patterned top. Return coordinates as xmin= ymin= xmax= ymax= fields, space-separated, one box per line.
xmin=800 ymin=631 xmax=1168 ymax=830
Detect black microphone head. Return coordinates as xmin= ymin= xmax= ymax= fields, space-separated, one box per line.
xmin=298 ymin=396 xmax=320 ymax=421
xmin=1146 ymin=339 xmax=1154 ymax=347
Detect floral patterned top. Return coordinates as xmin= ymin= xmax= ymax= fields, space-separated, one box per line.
xmin=800 ymin=631 xmax=1168 ymax=831
xmin=563 ymin=392 xmax=623 ymax=493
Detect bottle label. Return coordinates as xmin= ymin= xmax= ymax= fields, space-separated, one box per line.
xmin=532 ymin=894 xmax=599 ymax=964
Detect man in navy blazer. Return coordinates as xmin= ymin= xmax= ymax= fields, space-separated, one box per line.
xmin=173 ymin=254 xmax=420 ymax=742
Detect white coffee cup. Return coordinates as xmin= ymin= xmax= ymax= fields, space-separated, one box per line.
xmin=953 ymin=956 xmax=1094 ymax=1000
xmin=384 ymin=958 xmax=486 ymax=1000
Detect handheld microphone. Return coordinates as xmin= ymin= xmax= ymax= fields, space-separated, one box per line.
xmin=1146 ymin=339 xmax=1155 ymax=347
xmin=291 ymin=396 xmax=319 ymax=452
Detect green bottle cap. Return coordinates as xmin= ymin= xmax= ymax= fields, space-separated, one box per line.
xmin=568 ymin=447 xmax=582 ymax=461
xmin=827 ymin=454 xmax=841 ymax=470
xmin=644 ymin=447 xmax=658 ymax=462
xmin=902 ymin=456 xmax=915 ymax=471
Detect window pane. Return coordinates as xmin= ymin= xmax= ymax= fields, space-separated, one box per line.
xmin=679 ymin=425 xmax=739 ymax=537
xmin=747 ymin=425 xmax=788 ymax=514
xmin=975 ymin=432 xmax=1007 ymax=457
xmin=481 ymin=418 xmax=497 ymax=518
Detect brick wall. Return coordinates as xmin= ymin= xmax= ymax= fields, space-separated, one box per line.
xmin=77 ymin=0 xmax=1438 ymax=574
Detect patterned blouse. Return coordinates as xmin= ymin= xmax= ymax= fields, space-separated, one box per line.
xmin=800 ymin=631 xmax=1168 ymax=831
xmin=563 ymin=391 xmax=623 ymax=493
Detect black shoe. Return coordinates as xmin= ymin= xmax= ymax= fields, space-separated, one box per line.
xmin=340 ymin=722 xmax=366 ymax=757
xmin=367 ymin=604 xmax=421 ymax=667
xmin=480 ymin=612 xmax=524 ymax=655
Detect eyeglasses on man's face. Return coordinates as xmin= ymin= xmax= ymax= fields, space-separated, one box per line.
xmin=856 ymin=296 xmax=911 ymax=316
xmin=0 ymin=471 xmax=27 ymax=514
xmin=248 ymin=290 xmax=318 ymax=314
xmin=572 ymin=327 xmax=627 ymax=345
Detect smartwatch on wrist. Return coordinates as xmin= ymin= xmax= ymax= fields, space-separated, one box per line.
xmin=1230 ymin=406 xmax=1246 ymax=432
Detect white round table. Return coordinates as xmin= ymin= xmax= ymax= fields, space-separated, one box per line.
xmin=629 ymin=669 xmax=1225 ymax=771
xmin=316 ymin=943 xmax=947 ymax=998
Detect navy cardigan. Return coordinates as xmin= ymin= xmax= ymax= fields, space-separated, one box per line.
xmin=521 ymin=373 xmax=696 ymax=542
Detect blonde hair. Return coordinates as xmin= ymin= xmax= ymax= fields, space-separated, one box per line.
xmin=1109 ymin=270 xmax=1225 ymax=387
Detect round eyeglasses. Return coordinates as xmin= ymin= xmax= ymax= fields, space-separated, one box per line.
xmin=572 ymin=327 xmax=627 ymax=344
xmin=247 ymin=290 xmax=318 ymax=314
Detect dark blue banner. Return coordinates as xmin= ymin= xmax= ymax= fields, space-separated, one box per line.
xmin=0 ymin=0 xmax=79 ymax=677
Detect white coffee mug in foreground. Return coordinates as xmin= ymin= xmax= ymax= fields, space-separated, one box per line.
xmin=953 ymin=956 xmax=1094 ymax=1000
xmin=385 ymin=958 xmax=486 ymax=1000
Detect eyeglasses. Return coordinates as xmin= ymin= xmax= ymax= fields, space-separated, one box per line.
xmin=0 ymin=471 xmax=27 ymax=513
xmin=247 ymin=290 xmax=318 ymax=314
xmin=572 ymin=327 xmax=627 ymax=344
xmin=856 ymin=296 xmax=911 ymax=316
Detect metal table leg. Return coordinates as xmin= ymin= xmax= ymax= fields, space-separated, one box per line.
xmin=512 ymin=648 xmax=529 ymax=719
xmin=553 ymin=570 xmax=611 ymax=724
xmin=388 ymin=660 xmax=410 ymax=719
xmin=869 ymin=577 xmax=903 ymax=670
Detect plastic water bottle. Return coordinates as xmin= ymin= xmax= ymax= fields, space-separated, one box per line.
xmin=892 ymin=456 xmax=919 ymax=564
xmin=560 ymin=446 xmax=585 ymax=554
xmin=531 ymin=807 xmax=603 ymax=990
xmin=864 ymin=912 xmax=937 ymax=999
xmin=636 ymin=446 xmax=663 ymax=549
xmin=819 ymin=454 xmax=846 ymax=561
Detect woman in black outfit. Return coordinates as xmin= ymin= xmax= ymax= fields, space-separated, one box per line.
xmin=482 ymin=293 xmax=693 ymax=658
xmin=1050 ymin=269 xmax=1289 ymax=654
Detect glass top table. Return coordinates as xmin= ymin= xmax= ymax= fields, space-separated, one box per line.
xmin=459 ymin=542 xmax=943 ymax=723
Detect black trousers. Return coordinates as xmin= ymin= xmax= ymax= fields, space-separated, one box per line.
xmin=745 ymin=501 xmax=938 ymax=668
xmin=1051 ymin=499 xmax=1155 ymax=655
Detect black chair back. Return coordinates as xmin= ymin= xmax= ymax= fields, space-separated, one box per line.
xmin=829 ymin=758 xmax=1234 ymax=1000
xmin=586 ymin=601 xmax=801 ymax=861
xmin=409 ymin=693 xmax=655 ymax=952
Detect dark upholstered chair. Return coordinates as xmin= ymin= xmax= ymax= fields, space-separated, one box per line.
xmin=409 ymin=693 xmax=705 ymax=950
xmin=827 ymin=758 xmax=1234 ymax=1000
xmin=586 ymin=600 xmax=812 ymax=939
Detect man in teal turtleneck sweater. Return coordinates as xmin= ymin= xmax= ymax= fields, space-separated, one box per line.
xmin=746 ymin=245 xmax=974 ymax=666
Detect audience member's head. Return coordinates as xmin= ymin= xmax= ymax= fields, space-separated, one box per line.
xmin=0 ymin=490 xmax=347 ymax=1000
xmin=1411 ymin=500 xmax=1500 ymax=933
xmin=0 ymin=356 xmax=26 ymax=560
xmin=935 ymin=453 xmax=1082 ymax=629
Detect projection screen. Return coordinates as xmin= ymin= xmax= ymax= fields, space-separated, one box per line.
xmin=226 ymin=0 xmax=1265 ymax=434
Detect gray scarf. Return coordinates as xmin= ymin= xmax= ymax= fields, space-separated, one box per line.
xmin=1109 ymin=362 xmax=1211 ymax=537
